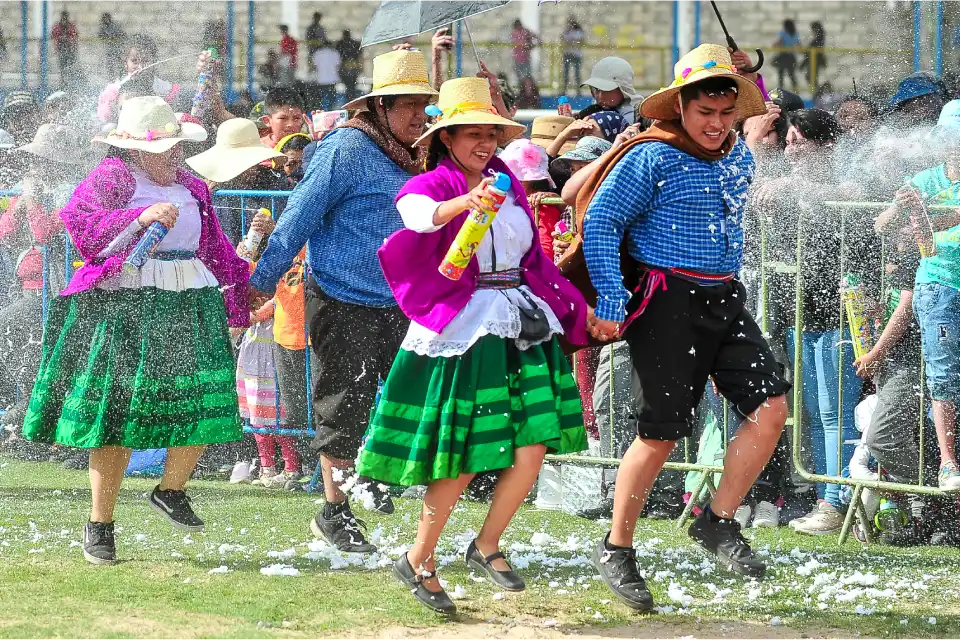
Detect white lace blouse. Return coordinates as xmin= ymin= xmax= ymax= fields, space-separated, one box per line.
xmin=395 ymin=189 xmax=563 ymax=358
xmin=97 ymin=169 xmax=218 ymax=292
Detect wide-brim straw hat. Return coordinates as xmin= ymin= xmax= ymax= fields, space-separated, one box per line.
xmin=342 ymin=50 xmax=439 ymax=111
xmin=94 ymin=96 xmax=207 ymax=152
xmin=16 ymin=123 xmax=104 ymax=166
xmin=414 ymin=77 xmax=526 ymax=147
xmin=186 ymin=118 xmax=286 ymax=183
xmin=530 ymin=115 xmax=577 ymax=155
xmin=640 ymin=44 xmax=766 ymax=122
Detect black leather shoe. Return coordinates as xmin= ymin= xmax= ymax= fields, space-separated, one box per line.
xmin=392 ymin=553 xmax=457 ymax=615
xmin=465 ymin=540 xmax=525 ymax=591
xmin=592 ymin=532 xmax=654 ymax=611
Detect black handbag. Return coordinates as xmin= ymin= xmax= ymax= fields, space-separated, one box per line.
xmin=489 ymin=228 xmax=550 ymax=342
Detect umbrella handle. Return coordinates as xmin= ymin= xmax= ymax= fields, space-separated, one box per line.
xmin=726 ymin=35 xmax=765 ymax=74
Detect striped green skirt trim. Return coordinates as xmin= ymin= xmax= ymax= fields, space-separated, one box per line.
xmin=22 ymin=287 xmax=242 ymax=449
xmin=356 ymin=335 xmax=586 ymax=487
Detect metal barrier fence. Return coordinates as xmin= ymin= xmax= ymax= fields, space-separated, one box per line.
xmin=21 ymin=187 xmax=950 ymax=540
xmin=0 ymin=33 xmax=912 ymax=99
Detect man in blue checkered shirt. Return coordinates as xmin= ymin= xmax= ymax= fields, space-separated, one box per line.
xmin=581 ymin=45 xmax=791 ymax=611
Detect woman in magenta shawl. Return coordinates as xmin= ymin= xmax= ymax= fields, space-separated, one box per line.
xmin=356 ymin=79 xmax=589 ymax=615
xmin=21 ymin=97 xmax=249 ymax=566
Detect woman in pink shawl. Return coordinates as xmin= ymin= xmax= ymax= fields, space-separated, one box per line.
xmin=356 ymin=79 xmax=589 ymax=615
xmin=21 ymin=97 xmax=249 ymax=566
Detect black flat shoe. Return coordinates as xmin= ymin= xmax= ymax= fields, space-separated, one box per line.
xmin=392 ymin=553 xmax=457 ymax=615
xmin=465 ymin=540 xmax=525 ymax=592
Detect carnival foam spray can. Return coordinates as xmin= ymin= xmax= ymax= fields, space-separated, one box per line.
xmin=243 ymin=208 xmax=272 ymax=260
xmin=123 ymin=222 xmax=170 ymax=275
xmin=439 ymin=172 xmax=512 ymax=281
xmin=842 ymin=273 xmax=875 ymax=360
xmin=554 ymin=220 xmax=575 ymax=265
xmin=556 ymin=96 xmax=572 ymax=117
xmin=191 ymin=48 xmax=219 ymax=120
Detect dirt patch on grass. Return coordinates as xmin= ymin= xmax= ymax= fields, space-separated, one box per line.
xmin=355 ymin=616 xmax=846 ymax=639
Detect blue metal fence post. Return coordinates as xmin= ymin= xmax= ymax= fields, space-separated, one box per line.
xmin=20 ymin=1 xmax=28 ymax=89
xmin=456 ymin=21 xmax=463 ymax=77
xmin=672 ymin=1 xmax=680 ymax=66
xmin=40 ymin=1 xmax=48 ymax=96
xmin=936 ymin=0 xmax=945 ymax=75
xmin=693 ymin=0 xmax=701 ymax=46
xmin=914 ymin=0 xmax=922 ymax=72
xmin=247 ymin=0 xmax=256 ymax=97
xmin=226 ymin=0 xmax=236 ymax=102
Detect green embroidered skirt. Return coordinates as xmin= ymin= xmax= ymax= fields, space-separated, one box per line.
xmin=356 ymin=334 xmax=586 ymax=486
xmin=22 ymin=287 xmax=242 ymax=449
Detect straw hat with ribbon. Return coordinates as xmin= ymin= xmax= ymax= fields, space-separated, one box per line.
xmin=186 ymin=118 xmax=286 ymax=183
xmin=640 ymin=44 xmax=766 ymax=122
xmin=342 ymin=49 xmax=439 ymax=111
xmin=17 ymin=123 xmax=105 ymax=166
xmin=414 ymin=77 xmax=525 ymax=147
xmin=95 ymin=96 xmax=207 ymax=152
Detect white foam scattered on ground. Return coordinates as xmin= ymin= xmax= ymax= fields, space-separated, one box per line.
xmin=449 ymin=585 xmax=467 ymax=600
xmin=208 ymin=565 xmax=230 ymax=574
xmin=266 ymin=548 xmax=297 ymax=560
xmin=260 ymin=564 xmax=300 ymax=577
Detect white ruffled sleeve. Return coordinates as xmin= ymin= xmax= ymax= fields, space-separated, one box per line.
xmin=397 ymin=193 xmax=445 ymax=233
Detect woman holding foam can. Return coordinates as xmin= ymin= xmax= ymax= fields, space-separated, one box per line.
xmin=358 ymin=78 xmax=590 ymax=615
xmin=21 ymin=97 xmax=250 ymax=565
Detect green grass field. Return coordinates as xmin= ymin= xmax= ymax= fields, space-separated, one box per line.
xmin=2 ymin=458 xmax=960 ymax=638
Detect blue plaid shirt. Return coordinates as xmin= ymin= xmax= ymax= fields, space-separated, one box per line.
xmin=584 ymin=138 xmax=755 ymax=322
xmin=250 ymin=128 xmax=409 ymax=306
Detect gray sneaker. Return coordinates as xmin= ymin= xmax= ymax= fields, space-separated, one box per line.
xmin=793 ymin=502 xmax=843 ymax=536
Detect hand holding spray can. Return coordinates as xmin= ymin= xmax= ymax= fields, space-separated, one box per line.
xmin=242 ymin=208 xmax=272 ymax=261
xmin=842 ymin=273 xmax=876 ymax=360
xmin=123 ymin=223 xmax=170 ymax=276
xmin=191 ymin=48 xmax=219 ymax=120
xmin=553 ymin=220 xmax=575 ymax=265
xmin=439 ymin=172 xmax=512 ymax=281
xmin=557 ymin=96 xmax=572 ymax=117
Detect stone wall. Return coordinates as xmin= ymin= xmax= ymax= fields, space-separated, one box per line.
xmin=1 ymin=1 xmax=927 ymax=96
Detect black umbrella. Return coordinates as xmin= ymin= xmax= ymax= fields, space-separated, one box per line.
xmin=361 ymin=1 xmax=512 ymax=68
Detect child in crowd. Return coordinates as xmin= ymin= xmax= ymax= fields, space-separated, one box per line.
xmin=260 ymin=87 xmax=307 ymax=148
xmin=580 ymin=56 xmax=642 ymax=124
xmin=499 ymin=138 xmax=561 ymax=258
xmin=272 ymin=246 xmax=317 ymax=488
xmin=272 ymin=132 xmax=312 ymax=186
xmin=235 ymin=212 xmax=302 ymax=488
xmin=876 ymin=100 xmax=960 ymax=492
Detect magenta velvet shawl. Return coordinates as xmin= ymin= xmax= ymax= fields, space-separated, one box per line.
xmin=59 ymin=157 xmax=250 ymax=326
xmin=378 ymin=157 xmax=588 ymax=347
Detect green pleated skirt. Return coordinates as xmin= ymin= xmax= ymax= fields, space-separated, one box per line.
xmin=355 ymin=334 xmax=586 ymax=487
xmin=22 ymin=286 xmax=242 ymax=449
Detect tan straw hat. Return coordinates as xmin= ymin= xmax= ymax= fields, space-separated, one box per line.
xmin=342 ymin=49 xmax=439 ymax=111
xmin=530 ymin=115 xmax=580 ymax=155
xmin=17 ymin=123 xmax=104 ymax=166
xmin=95 ymin=96 xmax=207 ymax=152
xmin=640 ymin=44 xmax=766 ymax=122
xmin=186 ymin=118 xmax=286 ymax=183
xmin=414 ymin=77 xmax=526 ymax=147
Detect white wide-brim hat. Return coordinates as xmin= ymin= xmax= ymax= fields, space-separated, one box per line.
xmin=94 ymin=96 xmax=207 ymax=153
xmin=186 ymin=118 xmax=286 ymax=183
xmin=17 ymin=123 xmax=104 ymax=166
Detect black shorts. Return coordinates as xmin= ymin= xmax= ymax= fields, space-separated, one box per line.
xmin=306 ymin=283 xmax=406 ymax=460
xmin=624 ymin=273 xmax=791 ymax=441
xmin=274 ymin=345 xmax=312 ymax=429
